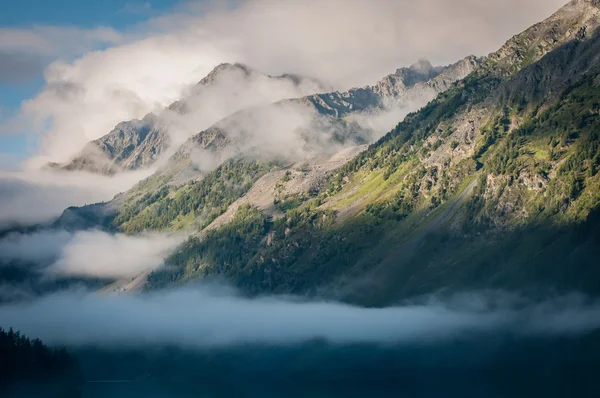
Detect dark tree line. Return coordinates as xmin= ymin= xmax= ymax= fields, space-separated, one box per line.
xmin=0 ymin=327 xmax=83 ymax=397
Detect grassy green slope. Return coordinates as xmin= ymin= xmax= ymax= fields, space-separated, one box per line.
xmin=114 ymin=159 xmax=273 ymax=234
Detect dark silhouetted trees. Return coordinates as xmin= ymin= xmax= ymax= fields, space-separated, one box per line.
xmin=0 ymin=327 xmax=83 ymax=397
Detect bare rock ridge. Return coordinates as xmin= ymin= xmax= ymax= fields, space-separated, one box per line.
xmin=60 ymin=113 xmax=165 ymax=175
xmin=301 ymin=56 xmax=481 ymax=119
xmin=482 ymin=0 xmax=600 ymax=76
xmin=53 ymin=58 xmax=480 ymax=175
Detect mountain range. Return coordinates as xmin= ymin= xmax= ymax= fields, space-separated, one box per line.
xmin=42 ymin=0 xmax=600 ymax=304
xmin=52 ymin=56 xmax=480 ymax=175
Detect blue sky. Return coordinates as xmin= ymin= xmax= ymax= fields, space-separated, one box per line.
xmin=0 ymin=0 xmax=176 ymax=28
xmin=0 ymin=0 xmax=179 ymax=161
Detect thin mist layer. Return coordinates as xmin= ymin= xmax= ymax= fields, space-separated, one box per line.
xmin=1 ymin=288 xmax=599 ymax=347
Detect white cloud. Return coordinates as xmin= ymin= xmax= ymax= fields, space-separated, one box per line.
xmin=0 ymin=229 xmax=72 ymax=264
xmin=0 ymin=289 xmax=598 ymax=348
xmin=48 ymin=230 xmax=183 ymax=279
xmin=0 ymin=228 xmax=182 ymax=278
xmin=157 ymin=63 xmax=333 ymax=154
xmin=206 ymin=100 xmax=350 ymax=162
xmin=19 ymin=35 xmax=236 ymax=166
xmin=0 ymin=167 xmax=155 ymax=226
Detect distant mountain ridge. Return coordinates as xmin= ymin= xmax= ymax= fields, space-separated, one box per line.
xmin=57 ymin=113 xmax=164 ymax=174
xmin=300 ymin=56 xmax=481 ymax=118
xmin=155 ymin=56 xmax=482 ymax=184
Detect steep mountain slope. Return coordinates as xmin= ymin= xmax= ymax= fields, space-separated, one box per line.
xmin=53 ymin=63 xmax=332 ymax=174
xmin=484 ymin=0 xmax=600 ymax=76
xmin=143 ymin=0 xmax=600 ymax=303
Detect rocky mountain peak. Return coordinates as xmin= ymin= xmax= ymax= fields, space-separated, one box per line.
xmin=391 ymin=59 xmax=445 ymax=88
xmin=436 ymin=55 xmax=482 ymax=80
xmin=197 ymin=62 xmax=255 ymax=86
xmin=408 ymin=59 xmax=435 ymax=74
xmin=56 ymin=61 xmax=333 ymax=174
xmin=484 ymin=0 xmax=600 ymax=76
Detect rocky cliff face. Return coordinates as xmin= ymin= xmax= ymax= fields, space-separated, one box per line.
xmin=61 ymin=114 xmax=166 ymax=175
xmin=483 ymin=0 xmax=600 ymax=76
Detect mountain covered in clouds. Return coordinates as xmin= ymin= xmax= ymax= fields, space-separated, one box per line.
xmin=57 ymin=113 xmax=165 ymax=174
xmin=54 ymin=57 xmax=480 ymax=176
xmin=44 ymin=0 xmax=600 ymax=304
xmin=143 ymin=56 xmax=482 ymax=186
xmin=52 ymin=63 xmax=333 ymax=174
